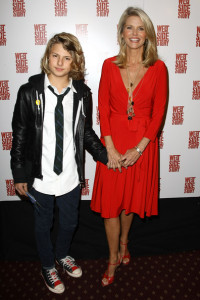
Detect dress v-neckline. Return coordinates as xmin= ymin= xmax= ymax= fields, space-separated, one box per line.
xmin=118 ymin=65 xmax=151 ymax=95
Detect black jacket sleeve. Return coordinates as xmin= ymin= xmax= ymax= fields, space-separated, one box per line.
xmin=83 ymin=89 xmax=108 ymax=165
xmin=10 ymin=84 xmax=32 ymax=183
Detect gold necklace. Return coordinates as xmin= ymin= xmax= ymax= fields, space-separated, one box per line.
xmin=126 ymin=63 xmax=143 ymax=120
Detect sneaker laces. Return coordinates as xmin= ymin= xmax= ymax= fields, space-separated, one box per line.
xmin=61 ymin=256 xmax=78 ymax=269
xmin=47 ymin=268 xmax=61 ymax=284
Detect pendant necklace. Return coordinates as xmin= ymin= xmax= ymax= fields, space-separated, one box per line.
xmin=126 ymin=63 xmax=143 ymax=120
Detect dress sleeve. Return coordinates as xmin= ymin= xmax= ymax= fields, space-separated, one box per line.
xmin=144 ymin=61 xmax=168 ymax=142
xmin=98 ymin=59 xmax=112 ymax=137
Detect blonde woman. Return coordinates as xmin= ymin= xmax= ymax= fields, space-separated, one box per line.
xmin=91 ymin=7 xmax=168 ymax=286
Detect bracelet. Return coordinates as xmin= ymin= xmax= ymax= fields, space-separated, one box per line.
xmin=135 ymin=146 xmax=143 ymax=156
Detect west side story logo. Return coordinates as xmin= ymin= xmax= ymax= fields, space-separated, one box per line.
xmin=34 ymin=24 xmax=47 ymax=45
xmin=55 ymin=0 xmax=67 ymax=16
xmin=184 ymin=177 xmax=195 ymax=193
xmin=5 ymin=179 xmax=16 ymax=196
xmin=0 ymin=81 xmax=10 ymax=100
xmin=175 ymin=54 xmax=188 ymax=74
xmin=97 ymin=0 xmax=109 ymax=17
xmin=172 ymin=106 xmax=184 ymax=125
xmin=81 ymin=179 xmax=90 ymax=196
xmin=15 ymin=53 xmax=28 ymax=73
xmin=76 ymin=25 xmax=88 ymax=38
xmin=157 ymin=25 xmax=169 ymax=46
xmin=0 ymin=25 xmax=6 ymax=46
xmin=196 ymin=27 xmax=200 ymax=47
xmin=13 ymin=0 xmax=26 ymax=17
xmin=1 ymin=132 xmax=12 ymax=150
xmin=169 ymin=155 xmax=181 ymax=172
xmin=158 ymin=131 xmax=164 ymax=149
xmin=192 ymin=81 xmax=200 ymax=100
xmin=188 ymin=131 xmax=200 ymax=149
xmin=178 ymin=0 xmax=190 ymax=19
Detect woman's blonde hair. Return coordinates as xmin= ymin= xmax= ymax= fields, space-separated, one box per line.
xmin=115 ymin=7 xmax=158 ymax=68
xmin=41 ymin=32 xmax=85 ymax=80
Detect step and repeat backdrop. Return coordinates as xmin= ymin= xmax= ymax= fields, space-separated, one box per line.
xmin=0 ymin=0 xmax=199 ymax=201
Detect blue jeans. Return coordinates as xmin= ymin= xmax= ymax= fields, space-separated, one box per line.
xmin=30 ymin=185 xmax=80 ymax=269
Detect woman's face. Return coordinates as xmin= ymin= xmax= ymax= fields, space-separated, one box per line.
xmin=122 ymin=15 xmax=147 ymax=51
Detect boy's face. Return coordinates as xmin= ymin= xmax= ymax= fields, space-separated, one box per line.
xmin=48 ymin=43 xmax=73 ymax=79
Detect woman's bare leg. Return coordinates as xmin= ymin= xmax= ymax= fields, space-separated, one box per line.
xmin=103 ymin=217 xmax=121 ymax=284
xmin=120 ymin=210 xmax=134 ymax=263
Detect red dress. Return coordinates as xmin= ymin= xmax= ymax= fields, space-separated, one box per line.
xmin=91 ymin=57 xmax=168 ymax=218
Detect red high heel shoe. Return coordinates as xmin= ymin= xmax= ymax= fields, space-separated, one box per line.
xmin=101 ymin=259 xmax=121 ymax=287
xmin=120 ymin=240 xmax=131 ymax=265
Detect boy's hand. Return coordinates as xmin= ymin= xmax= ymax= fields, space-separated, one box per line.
xmin=14 ymin=183 xmax=28 ymax=196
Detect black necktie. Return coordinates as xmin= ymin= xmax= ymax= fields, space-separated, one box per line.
xmin=48 ymin=85 xmax=70 ymax=175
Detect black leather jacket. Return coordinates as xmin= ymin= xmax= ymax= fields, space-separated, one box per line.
xmin=11 ymin=73 xmax=107 ymax=187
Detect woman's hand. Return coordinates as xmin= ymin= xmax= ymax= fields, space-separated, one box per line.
xmin=104 ymin=135 xmax=122 ymax=172
xmin=119 ymin=147 xmax=141 ymax=168
xmin=120 ymin=137 xmax=150 ymax=168
xmin=107 ymin=147 xmax=122 ymax=172
xmin=14 ymin=183 xmax=28 ymax=196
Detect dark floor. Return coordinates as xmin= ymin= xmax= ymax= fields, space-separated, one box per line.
xmin=1 ymin=250 xmax=200 ymax=300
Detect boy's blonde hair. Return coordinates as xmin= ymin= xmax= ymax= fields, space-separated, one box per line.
xmin=41 ymin=32 xmax=85 ymax=80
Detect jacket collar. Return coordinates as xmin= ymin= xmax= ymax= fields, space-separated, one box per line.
xmin=28 ymin=74 xmax=89 ymax=134
xmin=29 ymin=73 xmax=90 ymax=95
xmin=28 ymin=73 xmax=88 ymax=96
xmin=44 ymin=75 xmax=77 ymax=94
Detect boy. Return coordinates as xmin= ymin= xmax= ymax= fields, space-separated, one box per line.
xmin=11 ymin=32 xmax=107 ymax=294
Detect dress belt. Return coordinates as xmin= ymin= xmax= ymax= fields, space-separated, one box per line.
xmin=110 ymin=112 xmax=151 ymax=132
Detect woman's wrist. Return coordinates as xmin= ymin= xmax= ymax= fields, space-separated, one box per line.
xmin=106 ymin=145 xmax=115 ymax=152
xmin=134 ymin=146 xmax=143 ymax=156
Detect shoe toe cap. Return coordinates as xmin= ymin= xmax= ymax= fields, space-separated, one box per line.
xmin=72 ymin=267 xmax=82 ymax=277
xmin=55 ymin=283 xmax=65 ymax=293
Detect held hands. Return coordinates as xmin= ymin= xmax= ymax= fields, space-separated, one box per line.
xmin=105 ymin=136 xmax=148 ymax=171
xmin=119 ymin=147 xmax=142 ymax=168
xmin=106 ymin=147 xmax=123 ymax=172
xmin=106 ymin=146 xmax=142 ymax=172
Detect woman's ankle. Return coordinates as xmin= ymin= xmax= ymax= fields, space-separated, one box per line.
xmin=109 ymin=256 xmax=119 ymax=264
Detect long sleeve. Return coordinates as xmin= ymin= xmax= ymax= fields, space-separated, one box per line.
xmin=83 ymin=89 xmax=108 ymax=165
xmin=144 ymin=61 xmax=168 ymax=142
xmin=10 ymin=85 xmax=30 ymax=182
xmin=98 ymin=59 xmax=112 ymax=137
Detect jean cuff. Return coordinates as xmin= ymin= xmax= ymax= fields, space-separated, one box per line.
xmin=42 ymin=264 xmax=55 ymax=270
